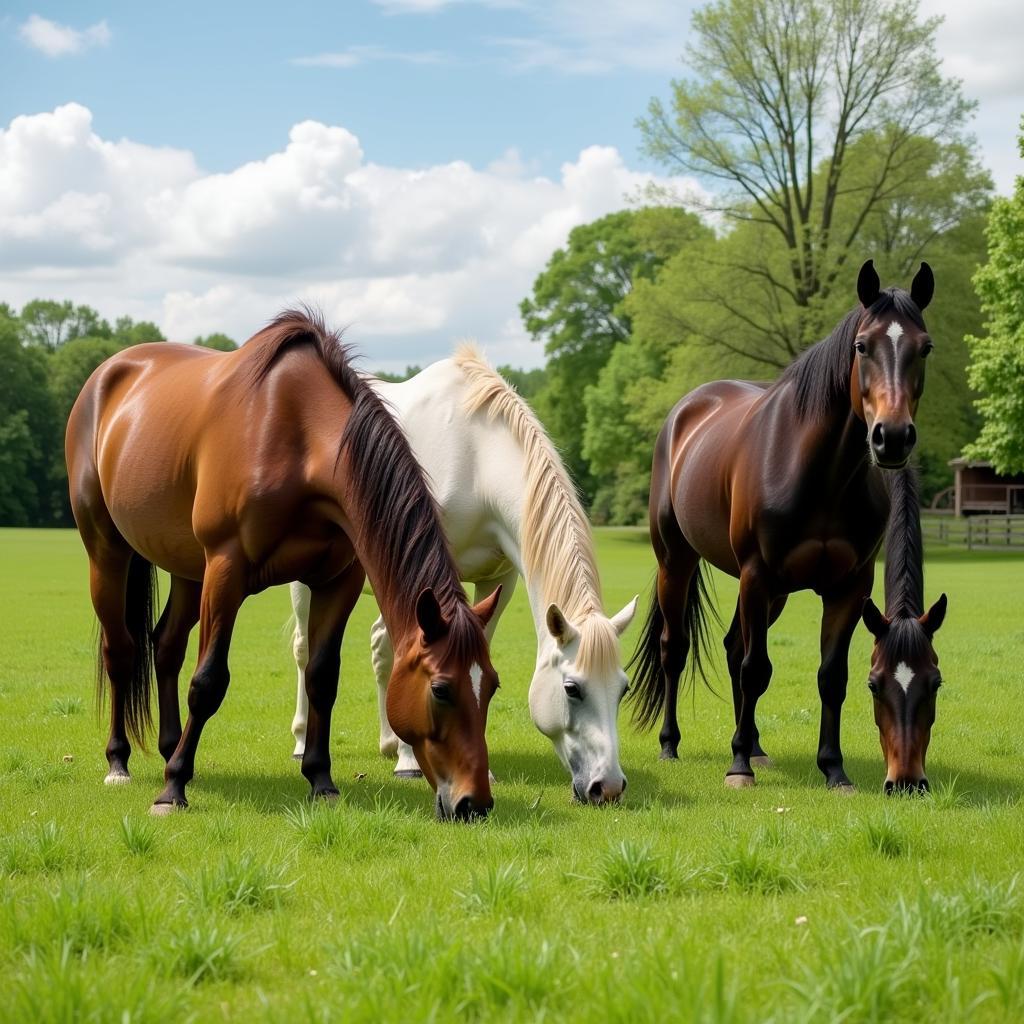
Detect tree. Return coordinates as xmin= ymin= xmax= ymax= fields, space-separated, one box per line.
xmin=522 ymin=208 xmax=709 ymax=494
xmin=194 ymin=333 xmax=238 ymax=352
xmin=375 ymin=365 xmax=422 ymax=383
xmin=114 ymin=317 xmax=165 ymax=346
xmin=497 ymin=365 xmax=546 ymax=401
xmin=639 ymin=0 xmax=980 ymax=360
xmin=0 ymin=309 xmax=61 ymax=525
xmin=20 ymin=300 xmax=111 ymax=350
xmin=964 ymin=122 xmax=1024 ymax=474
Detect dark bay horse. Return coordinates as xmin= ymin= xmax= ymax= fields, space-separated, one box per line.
xmin=66 ymin=310 xmax=501 ymax=819
xmin=862 ymin=465 xmax=946 ymax=792
xmin=630 ymin=261 xmax=935 ymax=790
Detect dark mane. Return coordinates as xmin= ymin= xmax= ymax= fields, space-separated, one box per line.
xmin=247 ymin=308 xmax=485 ymax=659
xmin=778 ymin=288 xmax=927 ymax=421
xmin=883 ymin=463 xmax=925 ymax=620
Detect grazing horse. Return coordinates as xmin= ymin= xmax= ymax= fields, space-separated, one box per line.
xmin=65 ymin=310 xmax=500 ymax=819
xmin=862 ymin=464 xmax=947 ymax=792
xmin=290 ymin=346 xmax=637 ymax=804
xmin=630 ymin=260 xmax=935 ymax=790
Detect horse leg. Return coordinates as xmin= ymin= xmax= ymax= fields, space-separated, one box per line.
xmin=289 ymin=582 xmax=312 ymax=759
xmin=816 ymin=568 xmax=873 ymax=790
xmin=475 ymin=570 xmax=517 ymax=644
xmin=152 ymin=547 xmax=246 ymax=813
xmin=657 ymin=553 xmax=698 ymax=760
xmin=301 ymin=564 xmax=366 ymax=800
xmin=726 ymin=564 xmax=772 ymax=787
xmin=152 ymin=575 xmax=200 ymax=763
xmin=726 ymin=595 xmax=787 ymax=767
xmin=88 ymin=550 xmax=137 ymax=784
xmin=370 ymin=611 xmax=404 ymax=758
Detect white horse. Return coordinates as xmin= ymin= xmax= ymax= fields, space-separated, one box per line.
xmin=290 ymin=346 xmax=637 ymax=803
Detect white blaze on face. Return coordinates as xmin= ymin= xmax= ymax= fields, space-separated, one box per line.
xmin=894 ymin=661 xmax=914 ymax=693
xmin=470 ymin=663 xmax=482 ymax=708
xmin=886 ymin=320 xmax=903 ymax=359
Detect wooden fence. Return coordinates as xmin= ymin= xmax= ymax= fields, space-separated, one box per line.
xmin=920 ymin=513 xmax=1024 ymax=550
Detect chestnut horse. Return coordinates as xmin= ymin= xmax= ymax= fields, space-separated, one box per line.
xmin=630 ymin=261 xmax=935 ymax=790
xmin=861 ymin=464 xmax=946 ymax=792
xmin=65 ymin=310 xmax=500 ymax=819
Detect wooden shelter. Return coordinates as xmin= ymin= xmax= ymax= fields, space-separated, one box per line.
xmin=948 ymin=458 xmax=1024 ymax=516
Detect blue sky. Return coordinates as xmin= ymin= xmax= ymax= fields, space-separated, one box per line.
xmin=1 ymin=1 xmax=1022 ymax=368
xmin=1 ymin=1 xmax=696 ymax=178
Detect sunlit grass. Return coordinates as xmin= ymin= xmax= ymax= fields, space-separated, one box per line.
xmin=0 ymin=528 xmax=1021 ymax=1022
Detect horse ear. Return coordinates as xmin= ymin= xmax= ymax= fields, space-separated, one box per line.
xmin=546 ymin=603 xmax=579 ymax=647
xmin=862 ymin=597 xmax=889 ymax=639
xmin=910 ymin=262 xmax=934 ymax=311
xmin=472 ymin=585 xmax=502 ymax=628
xmin=416 ymin=588 xmax=448 ymax=645
xmin=920 ymin=592 xmax=947 ymax=638
xmin=610 ymin=596 xmax=639 ymax=637
xmin=858 ymin=260 xmax=880 ymax=308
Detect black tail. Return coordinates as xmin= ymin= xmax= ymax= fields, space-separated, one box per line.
xmin=95 ymin=554 xmax=158 ymax=748
xmin=628 ymin=563 xmax=719 ymax=731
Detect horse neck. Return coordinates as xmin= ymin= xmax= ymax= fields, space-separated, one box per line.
xmin=483 ymin=441 xmax=604 ymax=662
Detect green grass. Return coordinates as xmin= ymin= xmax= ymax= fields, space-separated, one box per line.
xmin=0 ymin=527 xmax=1022 ymax=1022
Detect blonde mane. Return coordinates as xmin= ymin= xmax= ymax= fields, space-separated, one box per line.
xmin=453 ymin=344 xmax=620 ymax=675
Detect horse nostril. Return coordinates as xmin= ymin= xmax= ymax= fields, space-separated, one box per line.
xmin=587 ymin=780 xmax=603 ymax=803
xmin=871 ymin=422 xmax=885 ymax=451
xmin=621 ymin=776 xmax=628 ymax=794
xmin=884 ymin=779 xmax=895 ymax=795
xmin=453 ymin=796 xmax=489 ymax=821
xmin=905 ymin=423 xmax=917 ymax=451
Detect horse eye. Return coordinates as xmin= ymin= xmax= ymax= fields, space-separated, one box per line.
xmin=854 ymin=340 xmax=867 ymax=355
xmin=932 ymin=677 xmax=942 ymax=693
xmin=867 ymin=679 xmax=880 ymax=695
xmin=921 ymin=342 xmax=934 ymax=357
xmin=564 ymin=680 xmax=583 ymax=701
xmin=431 ymin=680 xmax=453 ymax=704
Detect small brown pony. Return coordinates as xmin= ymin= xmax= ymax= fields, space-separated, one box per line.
xmin=630 ymin=260 xmax=935 ymax=790
xmin=66 ymin=309 xmax=501 ymax=819
xmin=862 ymin=464 xmax=946 ymax=792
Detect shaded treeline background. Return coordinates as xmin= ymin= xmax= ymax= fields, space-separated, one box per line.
xmin=2 ymin=0 xmax=1021 ymax=527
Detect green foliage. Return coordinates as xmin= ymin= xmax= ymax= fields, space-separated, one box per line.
xmin=640 ymin=0 xmax=979 ymax=359
xmin=0 ymin=311 xmax=61 ymax=526
xmin=965 ymin=121 xmax=1024 ymax=473
xmin=523 ymin=208 xmax=709 ymax=493
xmin=194 ymin=332 xmax=238 ymax=351
xmin=374 ymin=364 xmax=422 ymax=383
xmin=113 ymin=317 xmax=165 ymax=346
xmin=19 ymin=300 xmax=111 ymax=350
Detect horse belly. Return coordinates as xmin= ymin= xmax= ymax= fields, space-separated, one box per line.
xmin=779 ymin=539 xmax=859 ymax=593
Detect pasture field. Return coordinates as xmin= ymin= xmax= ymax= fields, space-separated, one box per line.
xmin=1 ymin=528 xmax=1022 ymax=1023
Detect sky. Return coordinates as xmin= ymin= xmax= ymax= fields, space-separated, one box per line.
xmin=2 ymin=0 xmax=1022 ymax=370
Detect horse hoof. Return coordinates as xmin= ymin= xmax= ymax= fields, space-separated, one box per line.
xmin=725 ymin=774 xmax=756 ymax=789
xmin=659 ymin=748 xmax=679 ymax=761
xmin=832 ymin=783 xmax=857 ymax=796
xmin=104 ymin=771 xmax=131 ymax=785
xmin=313 ymin=789 xmax=340 ymax=803
xmin=150 ymin=801 xmax=184 ymax=816
xmin=750 ymin=755 xmax=774 ymax=769
xmin=394 ymin=768 xmax=424 ymax=780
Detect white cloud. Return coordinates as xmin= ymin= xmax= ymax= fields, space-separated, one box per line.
xmin=0 ymin=104 xmax=707 ymax=369
xmin=292 ymin=45 xmax=448 ymax=68
xmin=18 ymin=15 xmax=111 ymax=57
